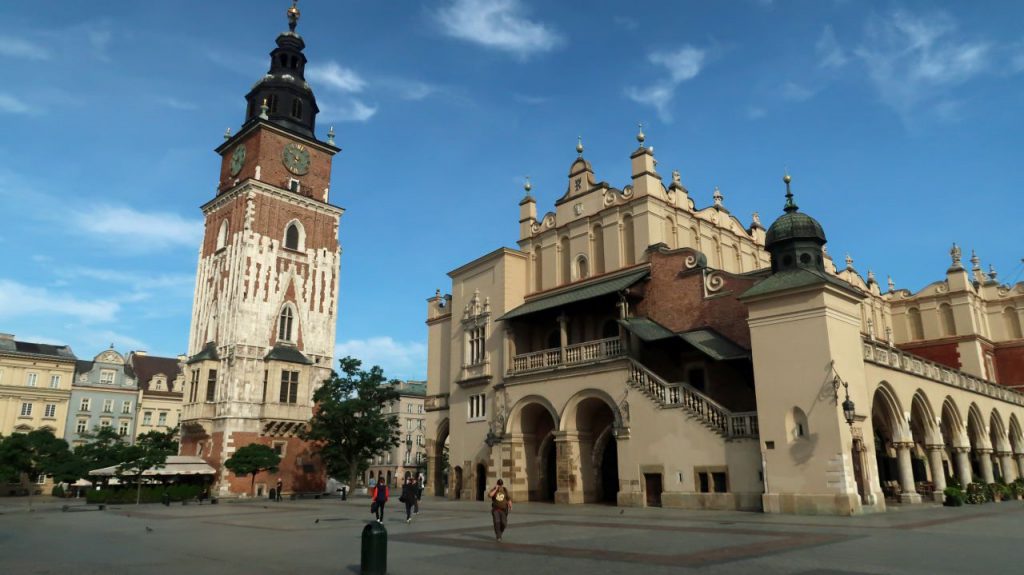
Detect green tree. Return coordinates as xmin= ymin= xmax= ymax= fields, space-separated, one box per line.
xmin=224 ymin=443 xmax=281 ymax=496
xmin=302 ymin=356 xmax=401 ymax=485
xmin=0 ymin=429 xmax=73 ymax=510
xmin=75 ymin=427 xmax=129 ymax=472
xmin=117 ymin=428 xmax=179 ymax=505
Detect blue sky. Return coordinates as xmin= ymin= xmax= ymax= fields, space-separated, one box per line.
xmin=1 ymin=1 xmax=1023 ymax=380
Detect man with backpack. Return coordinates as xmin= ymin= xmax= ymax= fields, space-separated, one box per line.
xmin=370 ymin=474 xmax=389 ymax=523
xmin=488 ymin=478 xmax=512 ymax=541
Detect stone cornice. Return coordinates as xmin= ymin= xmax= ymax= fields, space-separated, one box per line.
xmin=202 ymin=179 xmax=344 ymax=216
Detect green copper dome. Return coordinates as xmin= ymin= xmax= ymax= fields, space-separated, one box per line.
xmin=765 ymin=210 xmax=826 ymax=246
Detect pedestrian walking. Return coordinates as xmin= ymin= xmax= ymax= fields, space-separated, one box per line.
xmin=414 ymin=476 xmax=423 ymax=514
xmin=275 ymin=478 xmax=283 ymax=502
xmin=400 ymin=477 xmax=418 ymax=523
xmin=488 ymin=478 xmax=512 ymax=541
xmin=370 ymin=474 xmax=389 ymax=523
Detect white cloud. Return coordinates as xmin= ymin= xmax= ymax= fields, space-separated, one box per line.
xmin=319 ymin=99 xmax=378 ymax=123
xmin=626 ymin=46 xmax=706 ymax=122
xmin=156 ymin=97 xmax=198 ymax=111
xmin=0 ymin=35 xmax=50 ymax=60
xmin=307 ymin=62 xmax=367 ymax=93
xmin=855 ymin=11 xmax=990 ymax=118
xmin=746 ymin=106 xmax=766 ymax=120
xmin=436 ymin=0 xmax=561 ymax=58
xmin=816 ymin=25 xmax=848 ymax=69
xmin=71 ymin=205 xmax=203 ymax=250
xmin=780 ymin=81 xmax=816 ymax=102
xmin=335 ymin=337 xmax=427 ymax=381
xmin=0 ymin=93 xmax=38 ymax=115
xmin=0 ymin=279 xmax=119 ymax=323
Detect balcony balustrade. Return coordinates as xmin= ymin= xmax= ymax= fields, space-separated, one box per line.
xmin=509 ymin=336 xmax=624 ymax=375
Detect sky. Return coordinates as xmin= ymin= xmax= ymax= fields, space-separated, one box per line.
xmin=1 ymin=1 xmax=1023 ymax=381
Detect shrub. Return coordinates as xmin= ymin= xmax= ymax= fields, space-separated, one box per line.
xmin=51 ymin=485 xmax=65 ymax=498
xmin=942 ymin=486 xmax=964 ymax=507
xmin=965 ymin=483 xmax=989 ymax=504
xmin=86 ymin=484 xmax=205 ymax=504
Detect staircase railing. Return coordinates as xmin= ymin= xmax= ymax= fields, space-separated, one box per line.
xmin=627 ymin=359 xmax=758 ymax=439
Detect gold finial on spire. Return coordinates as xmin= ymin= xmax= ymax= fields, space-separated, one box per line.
xmin=287 ymin=1 xmax=301 ymax=33
xmin=576 ymin=136 xmax=583 ymax=157
xmin=783 ymin=170 xmax=797 ymax=213
xmin=636 ymin=122 xmax=645 ymax=146
xmin=259 ymin=98 xmax=269 ymax=120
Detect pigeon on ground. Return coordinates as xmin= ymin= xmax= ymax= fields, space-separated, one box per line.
xmin=145 ymin=526 xmax=154 ymax=533
xmin=314 ymin=518 xmax=319 ymax=524
xmin=619 ymin=509 xmax=624 ymax=515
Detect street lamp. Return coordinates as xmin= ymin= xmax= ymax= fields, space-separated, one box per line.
xmin=832 ymin=374 xmax=857 ymax=427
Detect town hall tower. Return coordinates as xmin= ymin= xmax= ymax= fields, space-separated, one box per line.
xmin=180 ymin=3 xmax=343 ymax=497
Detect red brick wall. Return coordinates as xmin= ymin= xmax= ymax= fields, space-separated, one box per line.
xmin=896 ymin=341 xmax=961 ymax=370
xmin=994 ymin=342 xmax=1024 ymax=387
xmin=218 ymin=128 xmax=334 ymax=202
xmin=637 ymin=248 xmax=760 ymax=349
xmin=221 ymin=433 xmax=325 ymax=496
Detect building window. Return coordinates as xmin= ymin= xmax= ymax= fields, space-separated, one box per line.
xmin=99 ymin=370 xmax=115 ymax=385
xmin=26 ymin=372 xmax=37 ymax=387
xmin=907 ymin=307 xmax=924 ymax=340
xmin=76 ymin=419 xmax=88 ymax=434
xmin=407 ymin=404 xmax=413 ymax=414
xmin=576 ymin=256 xmax=589 ymax=280
xmin=468 ymin=393 xmax=486 ymax=421
xmin=103 ymin=399 xmax=113 ymax=413
xmin=189 ymin=369 xmax=200 ymax=403
xmin=695 ymin=468 xmax=729 ymax=493
xmin=216 ymin=219 xmax=229 ymax=251
xmin=278 ymin=305 xmax=295 ymax=341
xmin=197 ymin=442 xmax=204 ymax=457
xmin=80 ymin=398 xmax=91 ymax=412
xmin=100 ymin=419 xmax=111 ymax=429
xmin=273 ymin=441 xmax=286 ymax=456
xmin=143 ymin=412 xmax=152 ymax=425
xmin=158 ymin=412 xmax=167 ymax=426
xmin=280 ymin=371 xmax=299 ymax=404
xmin=288 ymin=178 xmax=300 ymax=193
xmin=153 ymin=376 xmax=165 ymax=391
xmin=291 ymin=98 xmax=302 ymax=119
xmin=49 ymin=375 xmax=61 ymax=388
xmin=268 ymin=94 xmax=278 ymax=114
xmin=284 ymin=222 xmax=302 ymax=250
xmin=262 ymin=370 xmax=269 ymax=403
xmin=20 ymin=402 xmax=33 ymax=417
xmin=206 ymin=369 xmax=218 ymax=402
xmin=119 ymin=421 xmax=130 ymax=436
xmin=1005 ymin=307 xmax=1023 ymax=339
xmin=44 ymin=404 xmax=56 ymax=418
xmin=122 ymin=401 xmax=132 ymax=414
xmin=468 ymin=326 xmax=486 ymax=365
xmin=36 ymin=474 xmax=47 ymax=485
xmin=939 ymin=303 xmax=956 ymax=336
xmin=418 ymin=404 xmax=423 ymax=414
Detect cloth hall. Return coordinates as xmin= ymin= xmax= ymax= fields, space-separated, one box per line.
xmin=423 ymin=131 xmax=1024 ymax=515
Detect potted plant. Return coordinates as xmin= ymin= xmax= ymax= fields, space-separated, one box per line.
xmin=965 ymin=482 xmax=988 ymax=504
xmin=942 ymin=486 xmax=964 ymax=507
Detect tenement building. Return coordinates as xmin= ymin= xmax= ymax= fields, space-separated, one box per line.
xmin=179 ymin=4 xmax=344 ymax=497
xmin=366 ymin=381 xmax=427 ymax=487
xmin=424 ymin=132 xmax=1024 ymax=515
xmin=0 ymin=334 xmax=75 ymax=438
xmin=127 ymin=351 xmax=184 ymax=437
xmin=66 ymin=347 xmax=139 ymax=445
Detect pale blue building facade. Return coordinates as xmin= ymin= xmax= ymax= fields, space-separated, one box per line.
xmin=64 ymin=347 xmax=140 ymax=446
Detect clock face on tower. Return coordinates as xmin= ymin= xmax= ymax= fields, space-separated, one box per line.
xmin=282 ymin=143 xmax=311 ymax=175
xmin=229 ymin=144 xmax=246 ymax=176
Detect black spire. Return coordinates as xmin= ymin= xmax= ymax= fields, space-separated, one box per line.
xmin=243 ymin=1 xmax=319 ymax=139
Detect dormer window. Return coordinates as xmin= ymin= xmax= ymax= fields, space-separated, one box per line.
xmin=268 ymin=94 xmax=278 ymax=114
xmin=278 ymin=305 xmax=295 ymax=342
xmin=289 ymin=179 xmax=301 ymax=193
xmin=291 ymin=98 xmax=302 ymax=119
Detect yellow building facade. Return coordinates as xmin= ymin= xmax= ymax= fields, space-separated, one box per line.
xmin=0 ymin=333 xmax=76 ymax=438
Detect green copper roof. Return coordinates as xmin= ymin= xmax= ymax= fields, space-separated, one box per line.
xmin=740 ymin=267 xmax=861 ymax=300
xmin=186 ymin=342 xmax=220 ymax=364
xmin=678 ymin=329 xmax=749 ymax=361
xmin=264 ymin=344 xmax=313 ymax=365
xmin=499 ymin=268 xmax=649 ymax=321
xmin=764 ymin=211 xmax=826 ymax=246
xmin=618 ymin=317 xmax=675 ymax=341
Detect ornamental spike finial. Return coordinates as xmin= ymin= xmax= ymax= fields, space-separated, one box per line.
xmin=259 ymin=98 xmax=269 ymax=120
xmin=783 ymin=171 xmax=798 ymax=213
xmin=887 ymin=275 xmax=895 ymax=292
xmin=950 ymin=242 xmax=962 ymax=267
xmin=224 ymin=127 xmax=232 ymax=140
xmin=287 ymin=1 xmax=300 ymax=33
xmin=576 ymin=135 xmax=583 ymax=157
xmin=524 ymin=176 xmax=532 ymax=195
xmin=970 ymin=249 xmax=981 ymax=271
xmin=636 ymin=122 xmax=645 ymax=146
xmin=327 ymin=125 xmax=335 ymax=146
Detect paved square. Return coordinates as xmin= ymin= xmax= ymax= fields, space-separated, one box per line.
xmin=1 ymin=496 xmax=1022 ymax=574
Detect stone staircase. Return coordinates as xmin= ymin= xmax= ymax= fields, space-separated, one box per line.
xmin=627 ymin=359 xmax=759 ymax=439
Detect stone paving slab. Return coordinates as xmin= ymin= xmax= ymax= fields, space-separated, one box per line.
xmin=1 ymin=496 xmax=1022 ymax=574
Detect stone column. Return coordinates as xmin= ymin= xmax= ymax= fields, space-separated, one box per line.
xmin=895 ymin=443 xmax=922 ymax=504
xmin=557 ymin=313 xmax=569 ymax=351
xmin=553 ymin=431 xmax=584 ymax=504
xmin=977 ymin=448 xmax=995 ymax=484
xmin=999 ymin=452 xmax=1018 ymax=483
xmin=1016 ymin=454 xmax=1024 ymax=481
xmin=926 ymin=445 xmax=947 ymax=502
xmin=953 ymin=448 xmax=973 ymax=487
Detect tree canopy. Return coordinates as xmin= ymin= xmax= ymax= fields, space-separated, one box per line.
xmin=0 ymin=429 xmax=75 ymax=510
xmin=224 ymin=443 xmax=281 ymax=496
xmin=302 ymin=356 xmax=401 ymax=485
xmin=116 ymin=427 xmax=179 ymax=504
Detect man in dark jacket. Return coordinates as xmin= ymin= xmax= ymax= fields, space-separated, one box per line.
xmin=400 ymin=477 xmax=418 ymax=523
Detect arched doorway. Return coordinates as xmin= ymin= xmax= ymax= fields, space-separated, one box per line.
xmin=476 ymin=463 xmax=487 ymax=501
xmin=574 ymin=397 xmax=618 ymax=504
xmin=433 ymin=419 xmax=450 ymax=497
xmin=519 ymin=401 xmax=557 ymax=502
xmin=871 ymin=386 xmax=904 ymax=500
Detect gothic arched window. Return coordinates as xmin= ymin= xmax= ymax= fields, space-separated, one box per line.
xmin=907 ymin=307 xmax=924 ymax=340
xmin=278 ymin=305 xmax=295 ymax=342
xmin=284 ymin=221 xmax=303 ymax=251
xmin=939 ymin=303 xmax=956 ymax=337
xmin=216 ymin=220 xmax=229 ymax=251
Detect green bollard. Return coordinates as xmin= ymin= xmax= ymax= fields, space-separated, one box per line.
xmin=360 ymin=521 xmax=387 ymax=575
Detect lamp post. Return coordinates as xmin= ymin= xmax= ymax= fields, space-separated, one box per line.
xmin=832 ymin=374 xmax=856 ymax=427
